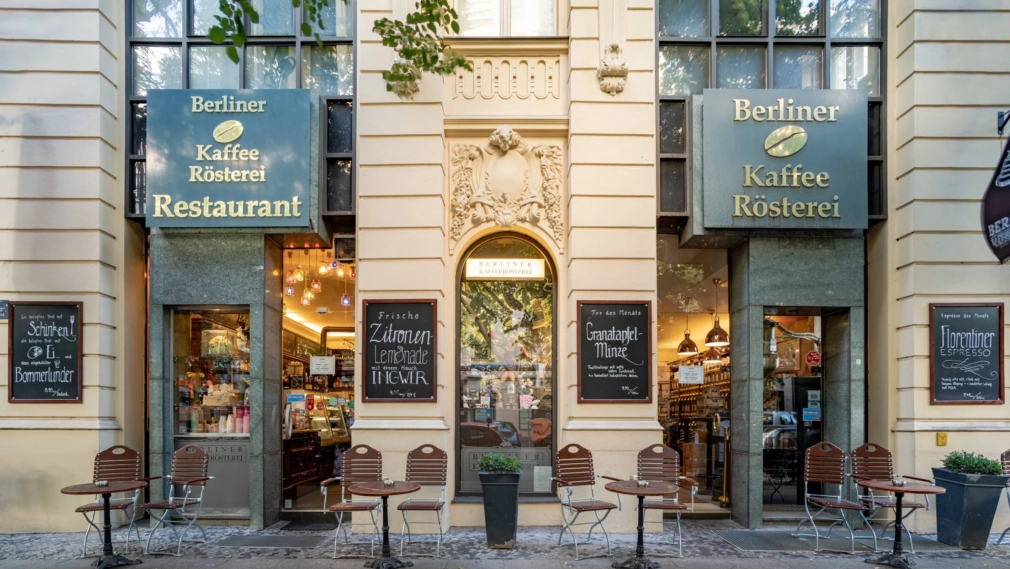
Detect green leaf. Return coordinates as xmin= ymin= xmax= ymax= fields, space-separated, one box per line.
xmin=208 ymin=26 xmax=226 ymax=44
xmin=301 ymin=22 xmax=313 ymax=35
xmin=451 ymin=20 xmax=459 ymax=33
xmin=226 ymin=45 xmax=240 ymax=63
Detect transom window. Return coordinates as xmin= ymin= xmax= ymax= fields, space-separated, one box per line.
xmin=456 ymin=0 xmax=557 ymax=36
xmin=657 ymin=0 xmax=885 ymax=222
xmin=127 ymin=0 xmax=355 ymax=217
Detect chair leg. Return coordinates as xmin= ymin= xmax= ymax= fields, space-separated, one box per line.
xmin=370 ymin=509 xmax=381 ymax=558
xmin=436 ymin=510 xmax=443 ymax=558
xmin=333 ymin=512 xmax=346 ymax=559
xmin=80 ymin=511 xmax=100 ymax=559
xmin=144 ymin=509 xmax=179 ymax=555
xmin=998 ymin=526 xmax=1010 ymax=546
xmin=400 ymin=509 xmax=409 ymax=557
xmin=676 ymin=512 xmax=683 ymax=558
xmin=593 ymin=510 xmax=612 ymax=557
xmin=124 ymin=504 xmax=141 ymax=553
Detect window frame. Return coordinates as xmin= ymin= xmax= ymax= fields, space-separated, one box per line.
xmin=454 ymin=0 xmax=559 ymax=37
xmin=656 ymin=0 xmax=887 ymax=225
xmin=125 ymin=0 xmax=356 ymax=220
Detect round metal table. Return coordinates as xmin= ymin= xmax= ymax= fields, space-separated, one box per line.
xmin=856 ymin=478 xmax=945 ymax=569
xmin=605 ymin=479 xmax=679 ymax=569
xmin=348 ymin=481 xmax=422 ymax=569
xmin=62 ymin=480 xmax=148 ymax=569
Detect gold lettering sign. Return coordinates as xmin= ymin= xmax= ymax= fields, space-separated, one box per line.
xmin=151 ymin=195 xmax=302 ymax=219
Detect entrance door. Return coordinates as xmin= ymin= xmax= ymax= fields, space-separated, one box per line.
xmin=792 ymin=377 xmax=823 ymax=504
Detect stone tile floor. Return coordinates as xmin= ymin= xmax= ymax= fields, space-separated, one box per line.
xmin=3 ymin=520 xmax=1010 ymax=564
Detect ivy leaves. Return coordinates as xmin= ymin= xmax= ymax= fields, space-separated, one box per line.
xmin=205 ymin=0 xmax=468 ymax=99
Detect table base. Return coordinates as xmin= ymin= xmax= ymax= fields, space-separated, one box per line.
xmin=865 ymin=552 xmax=913 ymax=569
xmin=365 ymin=557 xmax=413 ymax=569
xmin=93 ymin=554 xmax=142 ymax=569
xmin=612 ymin=557 xmax=660 ymax=569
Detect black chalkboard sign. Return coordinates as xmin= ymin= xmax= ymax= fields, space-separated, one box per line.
xmin=930 ymin=303 xmax=1004 ymax=405
xmin=578 ymin=301 xmax=652 ymax=402
xmin=362 ymin=300 xmax=437 ymax=402
xmin=8 ymin=302 xmax=83 ymax=403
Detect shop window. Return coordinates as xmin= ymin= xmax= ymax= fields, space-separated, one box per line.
xmin=126 ymin=0 xmax=356 ymax=218
xmin=656 ymin=0 xmax=886 ymax=221
xmin=657 ymin=235 xmax=730 ymax=505
xmin=458 ymin=236 xmax=555 ymax=496
xmin=281 ymin=245 xmax=357 ymax=511
xmin=456 ymin=0 xmax=556 ymax=36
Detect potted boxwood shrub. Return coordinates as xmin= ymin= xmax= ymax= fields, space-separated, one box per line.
xmin=933 ymin=451 xmax=1009 ymax=549
xmin=477 ymin=453 xmax=522 ymax=549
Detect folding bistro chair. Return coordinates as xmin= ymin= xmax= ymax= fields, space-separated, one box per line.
xmin=141 ymin=444 xmax=213 ymax=556
xmin=793 ymin=441 xmax=868 ymax=554
xmin=321 ymin=444 xmax=383 ymax=559
xmin=553 ymin=443 xmax=619 ymax=560
xmin=995 ymin=448 xmax=1010 ymax=545
xmin=636 ymin=444 xmax=698 ymax=558
xmin=851 ymin=442 xmax=931 ymax=553
xmin=74 ymin=445 xmax=152 ymax=558
xmin=398 ymin=444 xmax=447 ymax=557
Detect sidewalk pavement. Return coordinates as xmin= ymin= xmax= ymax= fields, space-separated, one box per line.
xmin=4 ymin=520 xmax=1010 ymax=569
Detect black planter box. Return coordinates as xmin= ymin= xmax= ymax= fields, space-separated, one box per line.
xmin=932 ymin=467 xmax=1010 ymax=550
xmin=479 ymin=471 xmax=521 ymax=549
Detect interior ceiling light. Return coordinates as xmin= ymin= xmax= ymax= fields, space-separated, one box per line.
xmin=677 ymin=302 xmax=699 ymax=356
xmin=705 ymin=279 xmax=730 ymax=347
xmin=702 ymin=346 xmax=723 ymax=364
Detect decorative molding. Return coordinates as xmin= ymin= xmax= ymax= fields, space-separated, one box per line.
xmin=454 ymin=57 xmax=562 ymax=101
xmin=443 ymin=37 xmax=570 ymax=57
xmin=450 ymin=126 xmax=564 ymax=254
xmin=444 ymin=116 xmax=569 ymax=137
xmin=597 ymin=43 xmax=628 ymax=96
xmin=563 ymin=419 xmax=664 ymax=431
xmin=892 ymin=420 xmax=1010 ymax=432
xmin=349 ymin=419 xmax=449 ymax=431
xmin=0 ymin=418 xmax=122 ymax=430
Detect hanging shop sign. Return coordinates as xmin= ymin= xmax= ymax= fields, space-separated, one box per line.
xmin=929 ymin=304 xmax=1004 ymax=405
xmin=465 ymin=258 xmax=546 ymax=280
xmin=145 ymin=89 xmax=311 ymax=228
xmin=577 ymin=301 xmax=651 ymax=403
xmin=702 ymin=89 xmax=868 ymax=230
xmin=362 ymin=300 xmax=437 ymax=402
xmin=8 ymin=302 xmax=83 ymax=403
xmin=981 ymin=138 xmax=1010 ymax=262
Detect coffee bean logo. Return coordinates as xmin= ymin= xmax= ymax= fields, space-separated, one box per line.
xmin=764 ymin=125 xmax=807 ymax=158
xmin=213 ymin=120 xmax=244 ymax=144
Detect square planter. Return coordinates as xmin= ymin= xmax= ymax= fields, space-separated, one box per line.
xmin=479 ymin=471 xmax=521 ymax=549
xmin=932 ymin=467 xmax=1010 ymax=550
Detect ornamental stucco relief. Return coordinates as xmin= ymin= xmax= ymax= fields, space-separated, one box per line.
xmin=450 ymin=126 xmax=564 ymax=254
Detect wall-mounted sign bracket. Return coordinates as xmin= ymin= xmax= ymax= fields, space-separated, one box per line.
xmin=997 ymin=110 xmax=1010 ymax=135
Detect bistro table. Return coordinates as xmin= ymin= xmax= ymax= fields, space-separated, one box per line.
xmin=61 ymin=480 xmax=148 ymax=569
xmin=856 ymin=478 xmax=945 ymax=569
xmin=348 ymin=480 xmax=422 ymax=569
xmin=605 ymin=479 xmax=679 ymax=569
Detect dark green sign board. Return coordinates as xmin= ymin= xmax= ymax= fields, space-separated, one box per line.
xmin=146 ymin=89 xmax=311 ymax=228
xmin=929 ymin=304 xmax=1004 ymax=405
xmin=702 ymin=89 xmax=868 ymax=229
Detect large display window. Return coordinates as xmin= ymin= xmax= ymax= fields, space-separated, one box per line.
xmin=457 ymin=235 xmax=555 ymax=496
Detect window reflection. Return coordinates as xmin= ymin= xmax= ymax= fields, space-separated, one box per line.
xmin=774 ymin=46 xmax=822 ymax=89
xmin=133 ymin=0 xmax=183 ymax=38
xmin=716 ymin=46 xmax=766 ymax=89
xmin=302 ymin=45 xmax=354 ymax=95
xmin=249 ymin=0 xmax=293 ymax=35
xmin=829 ymin=0 xmax=879 ymax=38
xmin=133 ymin=45 xmax=182 ymax=96
xmin=457 ymin=0 xmax=502 ymax=36
xmin=719 ymin=0 xmax=765 ymax=36
xmin=776 ymin=0 xmax=819 ymax=36
xmin=245 ymin=45 xmax=298 ymax=89
xmin=659 ymin=45 xmax=710 ymax=95
xmin=190 ymin=46 xmax=240 ymax=89
xmin=459 ymin=237 xmax=554 ymax=495
xmin=830 ymin=45 xmax=879 ymax=96
xmin=307 ymin=0 xmax=354 ymax=36
xmin=510 ymin=0 xmax=556 ymax=36
xmin=191 ymin=0 xmax=223 ymax=35
xmin=658 ymin=0 xmax=709 ymax=37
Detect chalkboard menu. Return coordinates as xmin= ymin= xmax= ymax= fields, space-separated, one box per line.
xmin=930 ymin=303 xmax=1004 ymax=405
xmin=362 ymin=300 xmax=437 ymax=402
xmin=8 ymin=302 xmax=83 ymax=403
xmin=577 ymin=301 xmax=652 ymax=403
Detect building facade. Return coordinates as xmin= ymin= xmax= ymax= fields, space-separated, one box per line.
xmin=0 ymin=0 xmax=1008 ymax=535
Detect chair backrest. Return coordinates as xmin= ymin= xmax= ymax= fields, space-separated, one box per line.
xmin=93 ymin=445 xmax=143 ymax=484
xmin=851 ymin=442 xmax=893 ymax=481
xmin=171 ymin=444 xmax=211 ymax=486
xmin=340 ymin=444 xmax=383 ymax=485
xmin=804 ymin=441 xmax=846 ymax=485
xmin=405 ymin=444 xmax=447 ymax=487
xmin=555 ymin=443 xmax=596 ymax=487
xmin=1001 ymin=448 xmax=1010 ymax=477
xmin=637 ymin=444 xmax=681 ymax=485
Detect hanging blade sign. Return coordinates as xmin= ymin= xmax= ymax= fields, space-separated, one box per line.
xmin=981 ymin=136 xmax=1010 ymax=263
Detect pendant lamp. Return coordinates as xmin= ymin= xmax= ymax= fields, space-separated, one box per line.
xmin=705 ymin=279 xmax=730 ymax=347
xmin=702 ymin=346 xmax=723 ymax=364
xmin=677 ymin=312 xmax=699 ymax=356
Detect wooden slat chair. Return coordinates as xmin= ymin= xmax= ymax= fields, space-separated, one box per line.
xmin=553 ymin=443 xmax=619 ymax=560
xmin=75 ymin=445 xmax=154 ymax=558
xmin=636 ymin=444 xmax=699 ymax=558
xmin=321 ymin=444 xmax=382 ymax=559
xmin=851 ymin=442 xmax=931 ymax=553
xmin=398 ymin=444 xmax=448 ymax=558
xmin=792 ymin=441 xmax=868 ymax=554
xmin=995 ymin=449 xmax=1010 ymax=545
xmin=141 ymin=444 xmax=214 ymax=556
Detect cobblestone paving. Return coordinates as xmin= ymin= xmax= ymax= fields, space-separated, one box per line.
xmin=3 ymin=520 xmax=1010 ymax=562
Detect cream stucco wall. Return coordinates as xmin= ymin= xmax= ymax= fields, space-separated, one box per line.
xmin=869 ymin=0 xmax=1010 ymax=533
xmin=0 ymin=0 xmax=144 ymax=533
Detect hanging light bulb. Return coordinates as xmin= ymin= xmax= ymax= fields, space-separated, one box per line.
xmin=337 ymin=264 xmax=345 ymax=278
xmin=294 ymin=265 xmax=305 ymax=282
xmin=702 ymin=346 xmax=723 ymax=364
xmin=285 ymin=271 xmax=296 ymax=285
xmin=341 ymin=293 xmax=351 ymax=307
xmin=284 ymin=285 xmax=295 ymax=297
xmin=310 ymin=279 xmax=322 ymax=293
xmin=318 ymin=262 xmax=329 ymax=275
xmin=677 ymin=310 xmax=699 ymax=356
xmin=705 ymin=279 xmax=730 ymax=347
xmin=300 ymin=292 xmax=311 ymax=306
xmin=305 ymin=289 xmax=315 ymax=300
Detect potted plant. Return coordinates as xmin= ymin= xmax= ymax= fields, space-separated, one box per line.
xmin=477 ymin=453 xmax=523 ymax=549
xmin=933 ymin=451 xmax=1009 ymax=549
